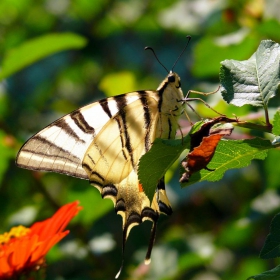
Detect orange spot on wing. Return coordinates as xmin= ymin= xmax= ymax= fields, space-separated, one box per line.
xmin=138 ymin=183 xmax=144 ymax=192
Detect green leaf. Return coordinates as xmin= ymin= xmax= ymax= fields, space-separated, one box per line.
xmin=260 ymin=213 xmax=280 ymax=259
xmin=272 ymin=110 xmax=280 ymax=135
xmin=138 ymin=136 xmax=190 ymax=203
xmin=0 ymin=33 xmax=87 ymax=80
xmin=220 ymin=40 xmax=280 ymax=107
xmin=247 ymin=265 xmax=280 ymax=280
xmin=138 ymin=122 xmax=206 ymax=202
xmin=182 ymin=138 xmax=273 ymax=187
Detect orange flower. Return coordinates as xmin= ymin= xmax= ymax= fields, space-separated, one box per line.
xmin=0 ymin=201 xmax=82 ymax=279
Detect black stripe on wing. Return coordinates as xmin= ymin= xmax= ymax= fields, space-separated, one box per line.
xmin=70 ymin=110 xmax=95 ymax=134
xmin=114 ymin=95 xmax=135 ymax=168
xmin=55 ymin=118 xmax=86 ymax=143
xmin=157 ymin=80 xmax=169 ymax=113
xmin=167 ymin=117 xmax=172 ymax=139
xmin=99 ymin=99 xmax=113 ymax=118
xmin=139 ymin=93 xmax=153 ymax=152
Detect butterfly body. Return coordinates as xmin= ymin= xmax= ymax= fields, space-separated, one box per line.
xmin=16 ymin=71 xmax=184 ymax=269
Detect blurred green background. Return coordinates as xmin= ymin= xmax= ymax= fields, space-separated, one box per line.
xmin=1 ymin=0 xmax=280 ymax=279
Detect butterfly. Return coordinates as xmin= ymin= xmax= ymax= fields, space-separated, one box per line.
xmin=16 ymin=38 xmax=191 ymax=277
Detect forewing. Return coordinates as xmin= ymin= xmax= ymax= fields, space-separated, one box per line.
xmin=16 ymin=92 xmax=157 ymax=179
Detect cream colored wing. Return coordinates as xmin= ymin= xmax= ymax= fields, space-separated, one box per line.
xmin=16 ymin=91 xmax=158 ymax=179
xmin=82 ymin=94 xmax=159 ymax=185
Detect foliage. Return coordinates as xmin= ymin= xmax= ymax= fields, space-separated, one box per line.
xmin=0 ymin=33 xmax=87 ymax=81
xmin=220 ymin=40 xmax=280 ymax=108
xmin=1 ymin=1 xmax=280 ymax=279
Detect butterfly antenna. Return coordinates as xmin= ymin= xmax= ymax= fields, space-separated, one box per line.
xmin=145 ymin=46 xmax=169 ymax=73
xmin=171 ymin=35 xmax=191 ymax=72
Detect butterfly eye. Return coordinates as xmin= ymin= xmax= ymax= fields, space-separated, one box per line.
xmin=168 ymin=75 xmax=175 ymax=83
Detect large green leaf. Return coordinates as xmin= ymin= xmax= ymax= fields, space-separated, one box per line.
xmin=0 ymin=33 xmax=87 ymax=80
xmin=139 ymin=126 xmax=273 ymax=201
xmin=183 ymin=138 xmax=273 ymax=186
xmin=138 ymin=136 xmax=190 ymax=202
xmin=220 ymin=40 xmax=280 ymax=107
xmin=138 ymin=121 xmax=209 ymax=202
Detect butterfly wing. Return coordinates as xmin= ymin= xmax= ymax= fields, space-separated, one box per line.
xmin=82 ymin=93 xmax=159 ymax=185
xmin=16 ymin=92 xmax=152 ymax=179
xmin=16 ymin=90 xmax=170 ymax=268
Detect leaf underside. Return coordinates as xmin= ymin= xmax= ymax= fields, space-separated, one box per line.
xmin=220 ymin=40 xmax=280 ymax=107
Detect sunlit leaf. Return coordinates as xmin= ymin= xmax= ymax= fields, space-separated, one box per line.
xmin=0 ymin=33 xmax=87 ymax=80
xmin=220 ymin=40 xmax=280 ymax=107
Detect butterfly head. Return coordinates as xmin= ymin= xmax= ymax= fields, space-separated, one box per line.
xmin=156 ymin=71 xmax=184 ymax=119
xmin=167 ymin=71 xmax=181 ymax=89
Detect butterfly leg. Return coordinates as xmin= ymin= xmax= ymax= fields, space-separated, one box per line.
xmin=185 ymin=97 xmax=224 ymax=116
xmin=185 ymin=86 xmax=220 ymax=98
xmin=185 ymin=102 xmax=202 ymax=120
xmin=183 ymin=86 xmax=224 ymax=116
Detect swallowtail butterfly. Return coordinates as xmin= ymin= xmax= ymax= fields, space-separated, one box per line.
xmin=16 ymin=38 xmax=192 ymax=277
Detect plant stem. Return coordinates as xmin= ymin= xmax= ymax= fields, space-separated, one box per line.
xmin=264 ymin=106 xmax=272 ymax=131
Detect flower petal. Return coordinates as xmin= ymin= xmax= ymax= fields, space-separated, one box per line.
xmin=31 ymin=201 xmax=81 ymax=241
